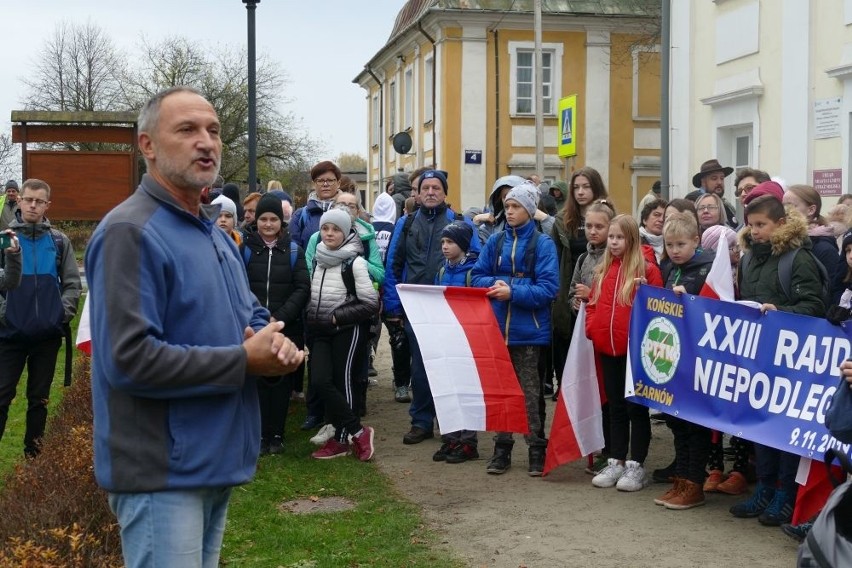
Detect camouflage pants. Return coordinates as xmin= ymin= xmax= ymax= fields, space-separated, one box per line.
xmin=494 ymin=345 xmax=547 ymax=448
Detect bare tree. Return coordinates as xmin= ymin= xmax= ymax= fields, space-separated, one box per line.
xmin=23 ymin=21 xmax=126 ymax=113
xmin=0 ymin=133 xmax=19 ymax=182
xmin=336 ymin=153 xmax=367 ymax=172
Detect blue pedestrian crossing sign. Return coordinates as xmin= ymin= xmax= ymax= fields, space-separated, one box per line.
xmin=558 ymin=95 xmax=577 ymax=158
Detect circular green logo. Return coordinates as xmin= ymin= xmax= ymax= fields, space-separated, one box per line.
xmin=640 ymin=317 xmax=680 ymax=385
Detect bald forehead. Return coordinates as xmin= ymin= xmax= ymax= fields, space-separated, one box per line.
xmin=161 ymin=91 xmax=217 ymax=117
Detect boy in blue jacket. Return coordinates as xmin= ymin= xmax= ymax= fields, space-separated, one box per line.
xmin=432 ymin=221 xmax=480 ymax=464
xmin=471 ymin=182 xmax=559 ymax=476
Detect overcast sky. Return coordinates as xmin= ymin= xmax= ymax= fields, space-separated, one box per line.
xmin=1 ymin=0 xmax=406 ymax=164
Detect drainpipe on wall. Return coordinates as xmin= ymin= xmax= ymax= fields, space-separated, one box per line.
xmin=365 ymin=66 xmax=384 ymax=193
xmin=417 ymin=21 xmax=437 ymax=167
xmin=660 ymin=0 xmax=671 ymax=200
xmin=494 ymin=28 xmax=501 ymax=185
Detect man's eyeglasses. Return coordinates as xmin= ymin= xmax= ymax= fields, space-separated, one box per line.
xmin=315 ymin=178 xmax=338 ymax=186
xmin=21 ymin=197 xmax=48 ymax=206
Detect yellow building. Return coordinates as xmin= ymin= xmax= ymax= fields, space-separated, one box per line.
xmin=354 ymin=0 xmax=661 ymax=216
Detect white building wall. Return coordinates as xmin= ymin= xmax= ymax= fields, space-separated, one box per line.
xmin=459 ymin=26 xmax=488 ymax=211
xmin=585 ymin=29 xmax=611 ymax=186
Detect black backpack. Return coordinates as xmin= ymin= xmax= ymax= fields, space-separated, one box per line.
xmin=492 ymin=229 xmax=541 ymax=279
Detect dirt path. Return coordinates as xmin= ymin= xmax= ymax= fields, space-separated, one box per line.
xmin=366 ymin=343 xmax=798 ymax=568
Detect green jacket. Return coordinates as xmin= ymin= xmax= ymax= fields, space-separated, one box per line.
xmin=738 ymin=210 xmax=825 ymax=317
xmin=551 ymin=219 xmax=587 ymax=338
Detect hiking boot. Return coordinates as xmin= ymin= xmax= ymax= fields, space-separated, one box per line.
xmin=730 ymin=482 xmax=775 ymax=518
xmin=310 ymin=424 xmax=336 ymax=446
xmin=616 ymin=460 xmax=650 ymax=492
xmin=528 ymin=445 xmax=546 ymax=477
xmin=716 ymin=471 xmax=748 ymax=495
xmin=446 ymin=443 xmax=479 ymax=464
xmin=781 ymin=520 xmax=813 ymax=543
xmin=486 ymin=442 xmax=513 ymax=475
xmin=268 ymin=435 xmax=284 ymax=455
xmin=432 ymin=441 xmax=456 ymax=462
xmin=311 ymin=438 xmax=350 ymax=460
xmin=394 ymin=386 xmax=411 ymax=403
xmin=758 ymin=489 xmax=795 ymax=526
xmin=402 ymin=426 xmax=433 ymax=445
xmin=592 ymin=459 xmax=626 ymax=488
xmin=654 ymin=478 xmax=683 ymax=506
xmin=665 ymin=479 xmax=706 ymax=510
xmin=300 ymin=415 xmax=323 ymax=431
xmin=585 ymin=453 xmax=609 ymax=475
xmin=351 ymin=426 xmax=375 ymax=461
xmin=704 ymin=469 xmax=726 ymax=493
xmin=652 ymin=459 xmax=676 ymax=483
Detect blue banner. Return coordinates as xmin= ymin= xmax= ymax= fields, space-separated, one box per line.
xmin=627 ymin=285 xmax=852 ymax=461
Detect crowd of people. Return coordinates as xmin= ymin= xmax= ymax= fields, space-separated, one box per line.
xmin=4 ymin=86 xmax=852 ymax=564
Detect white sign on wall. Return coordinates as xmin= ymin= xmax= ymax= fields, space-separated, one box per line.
xmin=814 ymin=98 xmax=841 ymax=139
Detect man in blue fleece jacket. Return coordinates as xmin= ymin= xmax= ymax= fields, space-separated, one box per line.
xmin=85 ymin=86 xmax=304 ymax=568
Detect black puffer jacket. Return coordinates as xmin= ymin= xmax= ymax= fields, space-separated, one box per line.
xmin=243 ymin=228 xmax=311 ymax=338
xmin=662 ymin=248 xmax=715 ymax=295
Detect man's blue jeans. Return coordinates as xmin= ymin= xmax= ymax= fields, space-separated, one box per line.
xmin=108 ymin=487 xmax=232 ymax=568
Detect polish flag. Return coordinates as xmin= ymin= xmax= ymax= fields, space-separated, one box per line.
xmin=396 ymin=284 xmax=529 ymax=434
xmin=543 ymin=304 xmax=605 ymax=475
xmin=75 ymin=292 xmax=92 ymax=355
xmin=699 ymin=247 xmax=735 ymax=301
xmin=793 ymin=457 xmax=843 ymax=525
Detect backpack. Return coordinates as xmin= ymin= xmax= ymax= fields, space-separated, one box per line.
xmin=492 ymin=229 xmax=541 ymax=279
xmin=797 ymin=449 xmax=852 ymax=567
xmin=312 ymin=257 xmax=357 ymax=299
xmin=738 ymin=248 xmax=831 ymax=310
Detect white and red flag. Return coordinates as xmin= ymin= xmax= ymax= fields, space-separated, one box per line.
xmin=543 ymin=303 xmax=605 ymax=475
xmin=699 ymin=246 xmax=736 ymax=301
xmin=75 ymin=292 xmax=92 ymax=355
xmin=396 ymin=284 xmax=529 ymax=435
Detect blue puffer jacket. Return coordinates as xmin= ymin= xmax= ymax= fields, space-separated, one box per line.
xmin=471 ymin=220 xmax=559 ymax=345
xmin=435 ymin=253 xmax=478 ymax=286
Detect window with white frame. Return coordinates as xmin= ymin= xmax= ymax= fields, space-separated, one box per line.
xmin=371 ymin=93 xmax=380 ymax=147
xmin=389 ymin=81 xmax=397 ymax=135
xmin=509 ymin=41 xmax=563 ymax=116
xmin=423 ymin=56 xmax=434 ymax=123
xmin=404 ymin=67 xmax=413 ymax=129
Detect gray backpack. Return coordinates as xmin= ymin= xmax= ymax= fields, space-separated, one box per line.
xmin=798 ymin=449 xmax=852 ymax=567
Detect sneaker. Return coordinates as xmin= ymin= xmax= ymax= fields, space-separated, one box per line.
xmin=351 ymin=426 xmax=375 ymax=461
xmin=300 ymin=415 xmax=323 ymax=431
xmin=310 ymin=424 xmax=336 ymax=446
xmin=368 ymin=358 xmax=378 ymax=378
xmin=654 ymin=478 xmax=682 ymax=506
xmin=543 ymin=382 xmax=554 ymax=397
xmin=758 ymin=489 xmax=795 ymax=526
xmin=433 ymin=441 xmax=456 ymax=462
xmin=616 ymin=460 xmax=650 ymax=492
xmin=652 ymin=459 xmax=676 ymax=483
xmin=730 ymin=482 xmax=775 ymax=518
xmin=704 ymin=469 xmax=726 ymax=493
xmin=781 ymin=521 xmax=813 ymax=543
xmin=486 ymin=445 xmax=512 ymax=475
xmin=592 ymin=459 xmax=626 ymax=488
xmin=268 ymin=435 xmax=284 ymax=455
xmin=402 ymin=426 xmax=434 ymax=445
xmin=665 ymin=479 xmax=706 ymax=510
xmin=311 ymin=438 xmax=350 ymax=460
xmin=716 ymin=471 xmax=748 ymax=495
xmin=446 ymin=443 xmax=479 ymax=464
xmin=585 ymin=454 xmax=609 ymax=475
xmin=394 ymin=385 xmax=411 ymax=403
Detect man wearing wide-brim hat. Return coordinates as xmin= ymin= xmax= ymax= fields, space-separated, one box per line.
xmin=685 ymin=159 xmax=739 ymax=229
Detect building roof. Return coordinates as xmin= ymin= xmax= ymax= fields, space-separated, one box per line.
xmin=387 ymin=0 xmax=659 ymax=42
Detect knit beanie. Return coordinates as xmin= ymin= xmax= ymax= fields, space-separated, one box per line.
xmin=319 ymin=208 xmax=352 ymax=235
xmin=742 ymin=181 xmax=784 ymax=206
xmin=701 ymin=224 xmax=737 ymax=252
xmin=211 ymin=195 xmax=237 ymax=217
xmin=255 ymin=193 xmax=284 ymax=221
xmin=504 ymin=181 xmax=540 ymax=219
xmin=843 ymin=230 xmax=852 ymax=253
xmin=421 ymin=170 xmax=449 ymax=192
xmin=4 ymin=180 xmax=17 ymax=190
xmin=441 ymin=221 xmax=473 ymax=253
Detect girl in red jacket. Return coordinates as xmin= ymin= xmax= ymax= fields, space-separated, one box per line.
xmin=586 ymin=214 xmax=662 ymax=492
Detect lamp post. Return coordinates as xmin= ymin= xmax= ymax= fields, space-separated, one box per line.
xmin=243 ymin=0 xmax=259 ymax=194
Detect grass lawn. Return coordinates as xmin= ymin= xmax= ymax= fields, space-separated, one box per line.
xmin=222 ymin=408 xmax=462 ymax=568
